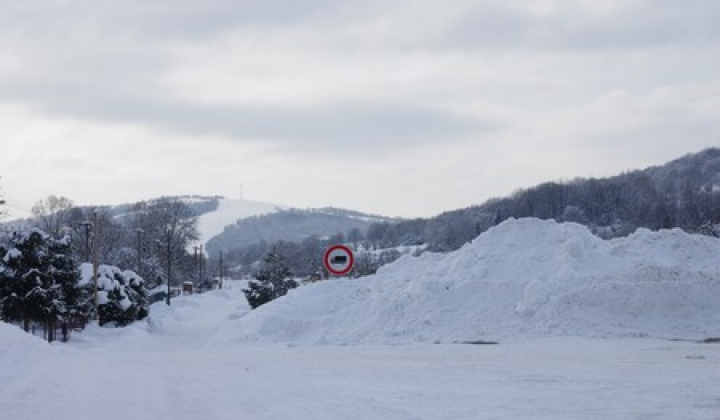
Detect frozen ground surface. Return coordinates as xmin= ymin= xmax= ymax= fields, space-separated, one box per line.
xmin=2 ymin=219 xmax=720 ymax=419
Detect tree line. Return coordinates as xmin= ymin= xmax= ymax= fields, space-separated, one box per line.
xmin=24 ymin=195 xmax=202 ymax=289
xmin=0 ymin=196 xmax=202 ymax=340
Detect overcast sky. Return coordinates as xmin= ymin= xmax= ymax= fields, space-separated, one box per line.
xmin=1 ymin=0 xmax=719 ymax=219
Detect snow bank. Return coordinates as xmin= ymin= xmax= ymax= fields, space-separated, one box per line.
xmin=145 ymin=288 xmax=242 ymax=333
xmin=0 ymin=323 xmax=53 ymax=356
xmin=0 ymin=323 xmax=55 ymax=382
xmin=212 ymin=218 xmax=720 ymax=345
xmin=68 ymin=286 xmax=248 ymax=351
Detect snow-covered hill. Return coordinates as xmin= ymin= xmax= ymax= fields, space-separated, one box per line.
xmin=196 ymin=198 xmax=288 ymax=244
xmin=211 ymin=218 xmax=720 ymax=345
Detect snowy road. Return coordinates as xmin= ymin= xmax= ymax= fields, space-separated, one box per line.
xmin=3 ymin=286 xmax=719 ymax=420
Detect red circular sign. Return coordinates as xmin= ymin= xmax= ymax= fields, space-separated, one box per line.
xmin=323 ymin=245 xmax=355 ymax=276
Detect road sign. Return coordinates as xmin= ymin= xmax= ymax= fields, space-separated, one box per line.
xmin=323 ymin=245 xmax=355 ymax=276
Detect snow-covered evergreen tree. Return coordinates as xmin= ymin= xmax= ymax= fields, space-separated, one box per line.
xmin=243 ymin=251 xmax=297 ymax=309
xmin=0 ymin=229 xmax=86 ymax=341
xmin=83 ymin=264 xmax=148 ymax=327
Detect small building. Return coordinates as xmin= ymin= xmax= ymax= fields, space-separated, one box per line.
xmin=182 ymin=281 xmax=194 ymax=295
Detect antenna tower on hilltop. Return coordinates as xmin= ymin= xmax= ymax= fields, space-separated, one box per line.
xmin=0 ymin=176 xmax=6 ymax=219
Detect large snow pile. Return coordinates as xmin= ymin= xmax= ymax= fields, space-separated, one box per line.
xmin=212 ymin=218 xmax=720 ymax=345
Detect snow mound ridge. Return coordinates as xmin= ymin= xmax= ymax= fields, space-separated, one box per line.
xmin=211 ymin=218 xmax=720 ymax=345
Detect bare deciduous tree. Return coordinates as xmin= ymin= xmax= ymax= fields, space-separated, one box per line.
xmin=133 ymin=197 xmax=198 ymax=304
xmin=31 ymin=195 xmax=75 ymax=236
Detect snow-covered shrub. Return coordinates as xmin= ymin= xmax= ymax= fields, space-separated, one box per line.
xmin=80 ymin=264 xmax=148 ymax=327
xmin=244 ymin=252 xmax=297 ymax=309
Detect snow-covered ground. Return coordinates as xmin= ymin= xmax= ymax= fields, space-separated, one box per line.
xmin=2 ymin=287 xmax=719 ymax=420
xmin=2 ymin=219 xmax=720 ymax=419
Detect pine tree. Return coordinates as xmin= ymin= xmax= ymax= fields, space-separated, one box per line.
xmin=99 ymin=286 xmax=134 ymax=327
xmin=1 ymin=230 xmax=51 ymax=332
xmin=48 ymin=233 xmax=88 ymax=337
xmin=94 ymin=265 xmax=148 ymax=327
xmin=243 ymin=251 xmax=298 ymax=309
xmin=0 ymin=229 xmax=86 ymax=341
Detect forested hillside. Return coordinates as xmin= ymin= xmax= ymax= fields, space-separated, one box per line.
xmin=205 ymin=207 xmax=394 ymax=257
xmin=396 ymin=148 xmax=720 ymax=251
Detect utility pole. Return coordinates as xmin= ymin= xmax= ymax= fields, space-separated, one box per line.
xmin=166 ymin=238 xmax=172 ymax=305
xmin=91 ymin=211 xmax=100 ymax=320
xmin=200 ymin=244 xmax=205 ymax=283
xmin=135 ymin=228 xmax=143 ymax=275
xmin=81 ymin=221 xmax=92 ymax=262
xmin=194 ymin=245 xmax=200 ymax=284
xmin=219 ymin=250 xmax=224 ymax=290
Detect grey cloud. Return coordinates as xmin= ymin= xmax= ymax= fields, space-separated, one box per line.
xmin=6 ymin=0 xmax=720 ymax=53
xmin=2 ymin=79 xmax=490 ymax=155
xmin=106 ymin=0 xmax=338 ymax=40
xmin=0 ymin=0 xmax=494 ymax=157
xmin=439 ymin=1 xmax=720 ymax=51
xmin=2 ymin=0 xmax=717 ymax=158
xmin=0 ymin=0 xmax=353 ymax=43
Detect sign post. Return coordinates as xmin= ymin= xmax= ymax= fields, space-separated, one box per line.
xmin=323 ymin=245 xmax=355 ymax=277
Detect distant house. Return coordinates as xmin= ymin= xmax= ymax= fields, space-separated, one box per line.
xmin=182 ymin=281 xmax=194 ymax=295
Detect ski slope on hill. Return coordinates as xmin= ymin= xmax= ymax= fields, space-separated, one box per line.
xmin=196 ymin=198 xmax=288 ymax=244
